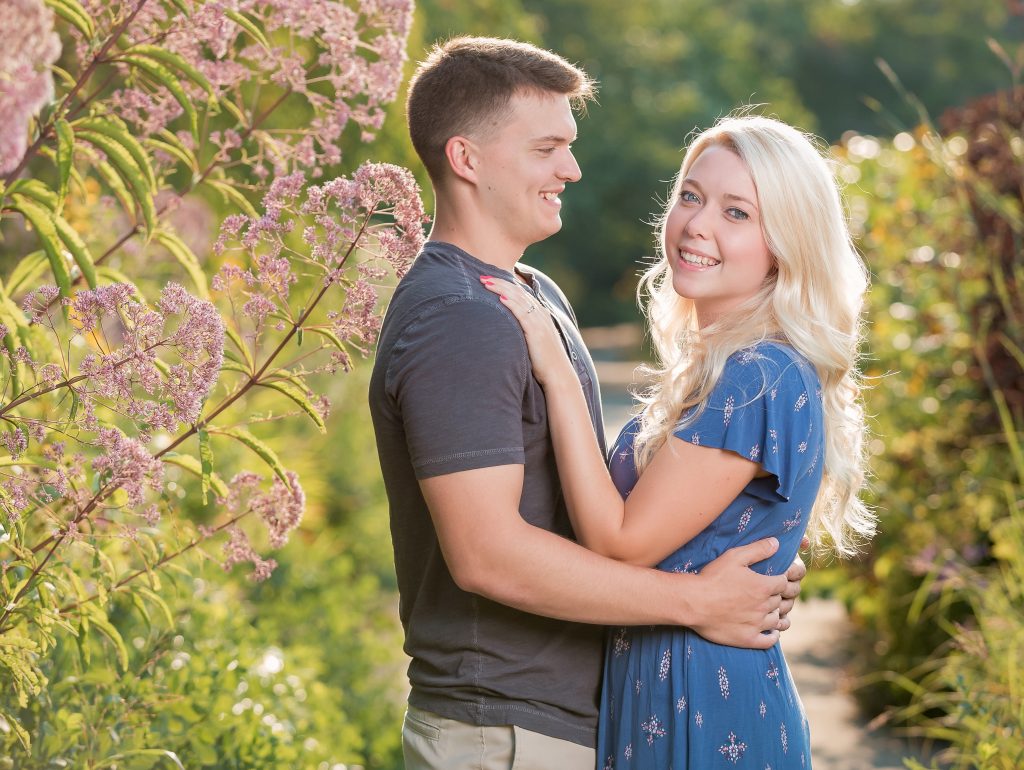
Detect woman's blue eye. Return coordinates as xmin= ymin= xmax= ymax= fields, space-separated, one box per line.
xmin=727 ymin=207 xmax=750 ymax=221
xmin=680 ymin=190 xmax=700 ymax=203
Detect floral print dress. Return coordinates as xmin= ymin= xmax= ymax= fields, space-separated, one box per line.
xmin=597 ymin=342 xmax=822 ymax=769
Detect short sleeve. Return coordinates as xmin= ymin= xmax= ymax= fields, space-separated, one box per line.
xmin=386 ymin=299 xmax=531 ymax=479
xmin=672 ymin=348 xmax=820 ymax=502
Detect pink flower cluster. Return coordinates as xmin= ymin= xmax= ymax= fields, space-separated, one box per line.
xmin=70 ymin=283 xmax=224 ymax=432
xmin=216 ymin=469 xmax=306 ymax=579
xmin=220 ymin=526 xmax=278 ymax=582
xmin=0 ymin=0 xmax=61 ymax=175
xmin=212 ymin=163 xmax=423 ymax=372
xmin=300 ymin=162 xmax=425 ymax=273
xmin=92 ymin=427 xmax=164 ymax=508
xmin=88 ymin=0 xmax=414 ymax=177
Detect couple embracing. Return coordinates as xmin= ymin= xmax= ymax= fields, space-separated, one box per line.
xmin=369 ymin=36 xmax=873 ymax=770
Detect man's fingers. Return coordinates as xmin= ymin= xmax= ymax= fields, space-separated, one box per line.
xmin=779 ymin=595 xmax=796 ymax=618
xmin=751 ymin=629 xmax=780 ymax=649
xmin=728 ymin=537 xmax=779 ymax=567
xmin=785 ymin=554 xmax=807 ymax=581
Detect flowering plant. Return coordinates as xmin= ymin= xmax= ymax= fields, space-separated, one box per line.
xmin=0 ymin=0 xmax=423 ymax=762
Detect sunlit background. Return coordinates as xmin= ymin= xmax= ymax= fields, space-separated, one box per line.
xmin=2 ymin=0 xmax=1022 ymax=768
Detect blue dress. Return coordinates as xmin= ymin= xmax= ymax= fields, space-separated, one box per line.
xmin=597 ymin=342 xmax=822 ymax=769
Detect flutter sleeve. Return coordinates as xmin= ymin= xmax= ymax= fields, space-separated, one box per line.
xmin=671 ymin=346 xmax=820 ymax=503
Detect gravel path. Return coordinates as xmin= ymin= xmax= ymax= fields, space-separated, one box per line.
xmin=785 ymin=599 xmax=927 ymax=769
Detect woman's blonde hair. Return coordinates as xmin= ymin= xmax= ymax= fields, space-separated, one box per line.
xmin=633 ymin=113 xmax=874 ymax=556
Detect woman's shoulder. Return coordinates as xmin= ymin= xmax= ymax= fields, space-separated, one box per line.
xmin=720 ymin=341 xmax=820 ymax=403
xmin=729 ymin=341 xmax=817 ymax=378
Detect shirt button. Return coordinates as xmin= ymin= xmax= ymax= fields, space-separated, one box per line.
xmin=570 ymin=350 xmax=578 ymax=360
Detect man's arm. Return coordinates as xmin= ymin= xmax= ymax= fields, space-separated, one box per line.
xmin=420 ymin=463 xmax=788 ymax=649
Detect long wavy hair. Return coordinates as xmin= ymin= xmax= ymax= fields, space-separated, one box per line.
xmin=633 ymin=114 xmax=875 ymax=556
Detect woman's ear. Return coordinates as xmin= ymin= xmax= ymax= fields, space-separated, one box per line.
xmin=444 ymin=135 xmax=479 ymax=184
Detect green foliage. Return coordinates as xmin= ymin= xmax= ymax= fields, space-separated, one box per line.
xmin=827 ymin=130 xmax=986 ymax=715
xmin=398 ymin=0 xmax=1023 ymax=326
xmin=832 ymin=85 xmax=1024 ymax=764
xmin=0 ymin=0 xmax=419 ymax=765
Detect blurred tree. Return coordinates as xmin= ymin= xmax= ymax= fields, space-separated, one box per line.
xmin=521 ymin=0 xmax=1024 ymax=325
xmin=373 ymin=0 xmax=1021 ymax=326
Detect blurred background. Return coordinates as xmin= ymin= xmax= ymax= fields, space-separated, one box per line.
xmin=6 ymin=0 xmax=1022 ymax=767
xmin=343 ymin=1 xmax=1024 ymax=766
xmin=267 ymin=1 xmax=1024 ymax=767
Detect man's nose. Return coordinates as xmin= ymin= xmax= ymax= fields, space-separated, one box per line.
xmin=559 ymin=149 xmax=582 ymax=183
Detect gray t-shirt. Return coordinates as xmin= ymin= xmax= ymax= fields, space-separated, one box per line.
xmin=369 ymin=241 xmax=607 ymax=746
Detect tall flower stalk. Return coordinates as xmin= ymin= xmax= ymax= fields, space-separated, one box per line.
xmin=0 ymin=0 xmax=422 ymax=761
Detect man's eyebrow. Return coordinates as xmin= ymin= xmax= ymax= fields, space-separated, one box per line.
xmin=531 ymin=134 xmax=575 ymax=144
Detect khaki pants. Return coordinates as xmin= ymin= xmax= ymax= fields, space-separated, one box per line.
xmin=402 ymin=705 xmax=596 ymax=770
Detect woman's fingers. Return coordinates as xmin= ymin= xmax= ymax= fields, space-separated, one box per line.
xmin=480 ymin=276 xmax=536 ymax=323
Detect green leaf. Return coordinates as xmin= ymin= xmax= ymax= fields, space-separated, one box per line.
xmin=130 ymin=590 xmax=152 ymax=630
xmin=258 ymin=380 xmax=326 ymax=433
xmin=219 ymin=97 xmax=248 ymax=126
xmin=198 ymin=428 xmax=214 ymax=504
xmin=154 ymin=229 xmax=209 ymax=299
xmin=162 ymin=453 xmax=228 ymax=500
xmin=73 ymin=116 xmax=157 ymax=191
xmin=85 ymin=611 xmax=129 ymax=672
xmin=224 ymin=326 xmax=254 ymax=370
xmin=0 ymin=709 xmax=31 ymax=751
xmin=77 ymin=128 xmax=157 ymax=234
xmin=95 ymin=749 xmax=185 ymax=770
xmin=304 ymin=326 xmax=349 ymax=353
xmin=144 ymin=137 xmax=197 ymax=173
xmin=55 ymin=119 xmax=74 ymax=211
xmin=9 ymin=195 xmax=72 ymax=300
xmin=219 ymin=359 xmax=251 ymax=375
xmin=88 ymin=153 xmax=135 ymax=216
xmin=225 ymin=9 xmax=272 ymax=52
xmin=136 ymin=585 xmax=174 ymax=628
xmin=0 ymin=456 xmax=58 ymax=470
xmin=53 ymin=214 xmax=97 ymax=288
xmin=116 ymin=52 xmax=199 ymax=139
xmin=7 ymin=178 xmax=59 ymax=210
xmin=124 ymin=45 xmax=216 ymax=99
xmin=211 ymin=427 xmax=292 ymax=487
xmin=5 ymin=250 xmax=51 ymax=296
xmin=44 ymin=0 xmax=95 ymax=38
xmin=206 ymin=178 xmax=258 ymax=218
xmin=0 ymin=308 xmax=24 ymax=398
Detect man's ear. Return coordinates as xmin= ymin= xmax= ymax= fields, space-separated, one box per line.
xmin=444 ymin=135 xmax=479 ymax=184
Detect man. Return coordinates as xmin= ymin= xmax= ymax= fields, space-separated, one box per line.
xmin=369 ymin=37 xmax=805 ymax=770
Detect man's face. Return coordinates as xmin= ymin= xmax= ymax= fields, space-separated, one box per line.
xmin=471 ymin=90 xmax=582 ymax=253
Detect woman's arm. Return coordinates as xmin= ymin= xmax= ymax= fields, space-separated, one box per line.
xmin=481 ymin=276 xmax=760 ymax=566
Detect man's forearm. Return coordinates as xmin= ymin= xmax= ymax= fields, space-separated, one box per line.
xmin=459 ymin=517 xmax=701 ymax=626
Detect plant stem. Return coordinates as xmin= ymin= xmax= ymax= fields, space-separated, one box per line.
xmin=156 ymin=209 xmax=372 ymax=459
xmin=58 ymin=508 xmax=252 ymax=616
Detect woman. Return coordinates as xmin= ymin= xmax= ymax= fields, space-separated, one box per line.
xmin=480 ymin=114 xmax=874 ymax=768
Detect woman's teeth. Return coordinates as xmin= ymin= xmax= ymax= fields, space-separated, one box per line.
xmin=681 ymin=251 xmax=720 ymax=267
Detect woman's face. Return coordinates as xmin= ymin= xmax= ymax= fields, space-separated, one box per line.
xmin=662 ymin=144 xmax=774 ymax=325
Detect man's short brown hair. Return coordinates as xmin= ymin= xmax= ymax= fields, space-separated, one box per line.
xmin=406 ymin=37 xmax=596 ymax=185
